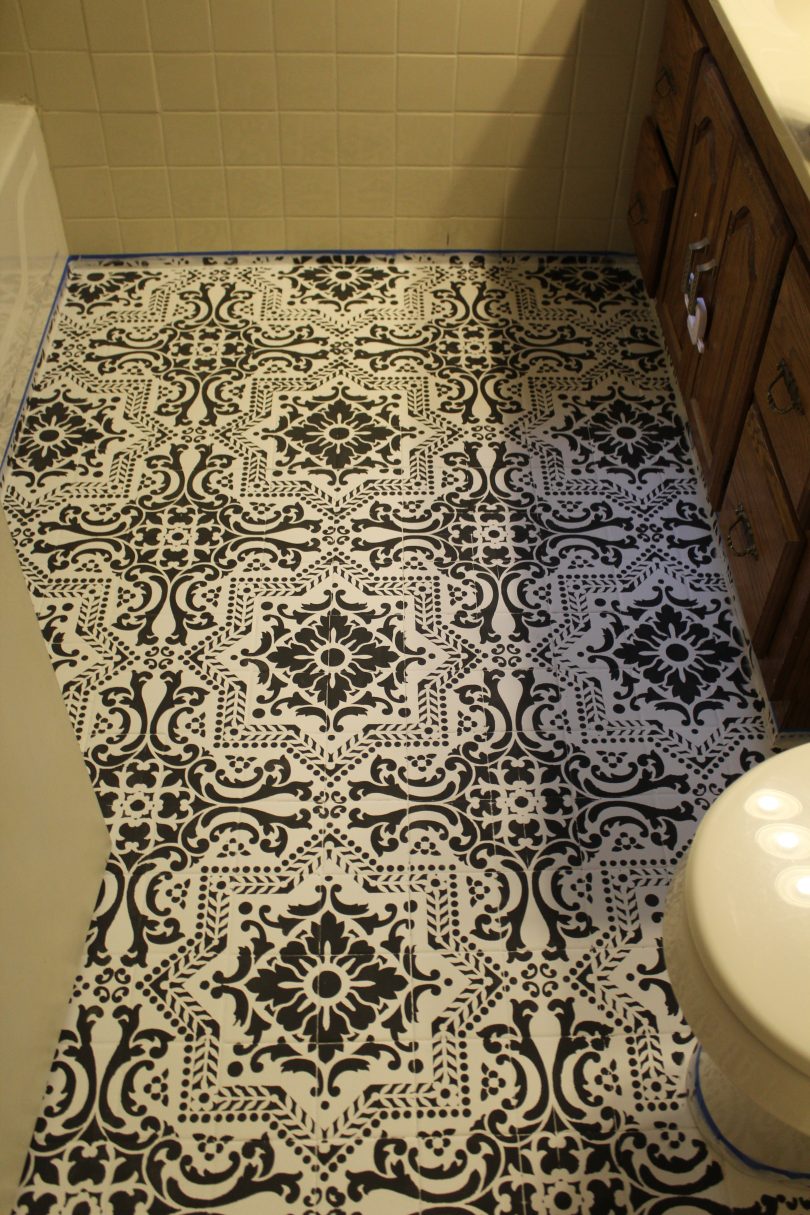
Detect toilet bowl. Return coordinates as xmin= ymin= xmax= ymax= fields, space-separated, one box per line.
xmin=663 ymin=744 xmax=810 ymax=1184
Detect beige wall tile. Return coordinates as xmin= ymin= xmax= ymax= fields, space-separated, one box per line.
xmin=162 ymin=112 xmax=222 ymax=165
xmin=397 ymin=113 xmax=453 ymax=166
xmin=102 ymin=112 xmax=164 ymax=166
xmin=119 ymin=217 xmax=177 ymax=250
xmin=274 ymin=0 xmax=335 ymax=51
xmin=111 ymin=166 xmax=171 ymax=217
xmin=338 ymin=112 xmax=394 ymax=165
xmin=396 ymin=167 xmax=452 ymax=217
xmin=226 ymin=166 xmax=283 ymax=216
xmin=337 ymin=0 xmax=396 ymax=53
xmin=20 ymin=0 xmax=86 ymax=50
xmin=518 ymin=0 xmax=585 ymax=55
xmin=394 ymin=217 xmax=449 ymax=246
xmin=572 ymin=55 xmax=635 ymax=113
xmin=283 ymin=166 xmax=339 ymax=216
xmin=31 ymin=52 xmax=97 ymax=109
xmin=83 ymin=0 xmax=150 ymax=52
xmin=455 ymin=57 xmax=515 ymax=112
xmin=231 ymin=217 xmax=286 ymax=248
xmin=276 ymin=54 xmax=336 ymax=110
xmin=63 ymin=218 xmax=122 ymax=252
xmin=448 ymin=216 xmax=503 ymax=248
xmin=175 ymin=217 xmax=231 ymax=249
xmin=340 ymin=167 xmax=394 ymax=216
xmin=504 ymin=165 xmax=562 ymax=217
xmin=147 ymin=0 xmax=211 ymax=52
xmin=0 ymin=1 xmax=26 ymax=50
xmin=93 ymin=53 xmax=157 ymax=111
xmin=216 ymin=53 xmax=276 ymax=110
xmin=154 ymin=53 xmax=216 ymax=110
xmin=53 ymin=166 xmax=114 ymax=217
xmin=502 ymin=215 xmax=556 ymax=249
xmin=0 ymin=52 xmax=34 ymax=101
xmin=566 ymin=110 xmax=627 ymax=165
xmin=340 ymin=217 xmax=394 ymax=248
xmin=397 ymin=56 xmax=455 ymax=111
xmin=511 ymin=56 xmax=575 ymax=112
xmin=559 ymin=159 xmax=618 ymax=217
xmin=285 ymin=216 xmax=340 ymax=247
xmin=211 ymin=0 xmax=273 ymax=51
xmin=453 ymin=114 xmax=510 ymax=166
xmin=337 ymin=55 xmax=395 ymax=111
xmin=556 ymin=214 xmax=611 ymax=249
xmin=42 ymin=112 xmax=106 ymax=166
xmin=397 ymin=0 xmax=458 ymax=54
xmin=169 ymin=166 xmax=227 ymax=217
xmin=451 ymin=167 xmax=504 ymax=217
xmin=458 ymin=0 xmax=519 ymax=55
xmin=580 ymin=0 xmax=644 ymax=58
xmin=507 ymin=113 xmax=568 ymax=167
xmin=220 ymin=111 xmax=280 ymax=164
xmin=280 ymin=112 xmax=337 ymax=165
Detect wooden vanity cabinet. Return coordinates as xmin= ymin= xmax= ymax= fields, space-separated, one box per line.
xmin=651 ymin=0 xmax=707 ymax=169
xmin=627 ymin=118 xmax=676 ymax=294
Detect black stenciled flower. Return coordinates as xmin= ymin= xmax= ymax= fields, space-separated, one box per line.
xmin=12 ymin=394 xmax=118 ymax=483
xmin=268 ymin=384 xmax=401 ymax=486
xmin=527 ymin=257 xmax=645 ymax=310
xmin=269 ymin=609 xmax=399 ymax=707
xmin=615 ymin=600 xmax=736 ymax=703
xmin=280 ymin=254 xmax=406 ymax=310
xmin=587 ymin=394 xmax=683 ymax=471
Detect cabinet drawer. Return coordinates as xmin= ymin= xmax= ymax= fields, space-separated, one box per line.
xmin=652 ymin=0 xmax=706 ymax=169
xmin=627 ymin=118 xmax=676 ymax=295
xmin=719 ymin=404 xmax=803 ymax=653
xmin=754 ymin=247 xmax=810 ymax=527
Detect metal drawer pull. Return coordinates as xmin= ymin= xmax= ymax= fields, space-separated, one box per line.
xmin=767 ymin=357 xmax=803 ymax=415
xmin=727 ymin=505 xmax=758 ymax=559
xmin=655 ymin=67 xmax=675 ymax=97
xmin=681 ymin=236 xmax=710 ymax=293
xmin=628 ymin=195 xmax=646 ymax=225
xmin=685 ymin=257 xmax=717 ymax=316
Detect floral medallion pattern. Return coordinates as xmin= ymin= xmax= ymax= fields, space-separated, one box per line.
xmin=1 ymin=253 xmax=794 ymax=1215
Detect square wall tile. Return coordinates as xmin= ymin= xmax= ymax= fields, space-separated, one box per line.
xmin=215 ymin=53 xmax=276 ymax=110
xmin=396 ymin=167 xmax=452 ymax=217
xmin=397 ymin=0 xmax=458 ymax=53
xmin=504 ymin=165 xmax=562 ymax=218
xmin=280 ymin=112 xmax=337 ymax=164
xmin=169 ymin=166 xmax=227 ymax=217
xmin=512 ymin=55 xmax=575 ymax=112
xmin=396 ymin=113 xmax=453 ymax=166
xmin=154 ymin=53 xmax=217 ymax=109
xmin=455 ymin=56 xmax=515 ymax=112
xmin=276 ymin=53 xmax=336 ymax=109
xmin=284 ymin=216 xmax=340 ymax=248
xmin=283 ymin=166 xmax=339 ymax=216
xmin=566 ymin=110 xmax=627 ymax=166
xmin=31 ymin=51 xmax=97 ymax=109
xmin=93 ymin=53 xmax=157 ymax=111
xmin=20 ymin=0 xmax=86 ymax=49
xmin=147 ymin=0 xmax=211 ymax=51
xmin=453 ymin=114 xmax=511 ymax=166
xmin=559 ymin=159 xmax=619 ymax=217
xmin=507 ymin=112 xmax=568 ymax=167
xmin=337 ymin=54 xmax=395 ymax=111
xmin=220 ymin=111 xmax=280 ymax=164
xmin=397 ymin=55 xmax=455 ymax=111
xmin=174 ymin=216 xmax=231 ymax=249
xmin=337 ymin=0 xmax=396 ymax=52
xmin=161 ymin=112 xmax=222 ymax=165
xmin=102 ymin=112 xmax=164 ymax=166
xmin=572 ymin=55 xmax=635 ymax=113
xmin=337 ymin=112 xmax=394 ymax=165
xmin=340 ymin=216 xmax=394 ymax=247
xmin=211 ymin=0 xmax=274 ymax=51
xmin=230 ymin=217 xmax=286 ymax=248
xmin=42 ymin=111 xmax=106 ymax=166
xmin=394 ymin=216 xmax=448 ymax=245
xmin=448 ymin=216 xmax=503 ymax=248
xmin=0 ymin=2 xmax=26 ymax=50
xmin=83 ymin=0 xmax=150 ymax=51
xmin=556 ymin=214 xmax=611 ymax=249
xmin=63 ymin=217 xmax=121 ymax=252
xmin=339 ymin=167 xmax=394 ymax=216
xmin=0 ymin=52 xmax=34 ymax=101
xmin=274 ymin=0 xmax=335 ymax=51
xmin=458 ymin=0 xmax=520 ymax=54
xmin=53 ymin=165 xmax=114 ymax=217
xmin=502 ymin=215 xmax=556 ymax=249
xmin=580 ymin=0 xmax=644 ymax=57
xmin=451 ymin=166 xmax=505 ymax=216
xmin=519 ymin=0 xmax=585 ymax=55
xmin=111 ymin=166 xmax=171 ymax=217
xmin=226 ymin=166 xmax=283 ymax=216
xmin=119 ymin=217 xmax=177 ymax=251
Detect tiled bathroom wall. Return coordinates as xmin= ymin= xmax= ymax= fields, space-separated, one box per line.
xmin=0 ymin=0 xmax=665 ymax=254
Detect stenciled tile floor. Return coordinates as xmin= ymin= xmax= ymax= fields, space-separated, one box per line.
xmin=2 ymin=252 xmax=806 ymax=1215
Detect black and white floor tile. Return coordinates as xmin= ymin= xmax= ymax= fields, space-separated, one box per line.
xmin=2 ymin=252 xmax=805 ymax=1214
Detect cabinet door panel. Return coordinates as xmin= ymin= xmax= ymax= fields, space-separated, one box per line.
xmin=687 ymin=142 xmax=791 ymax=507
xmin=754 ymin=247 xmax=810 ymax=526
xmin=627 ymin=117 xmax=676 ymax=295
xmin=718 ymin=405 xmax=803 ymax=653
xmin=656 ymin=60 xmax=739 ymax=386
xmin=652 ymin=0 xmax=706 ymax=168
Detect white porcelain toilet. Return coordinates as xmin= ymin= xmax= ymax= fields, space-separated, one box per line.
xmin=664 ymin=744 xmax=810 ymax=1184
